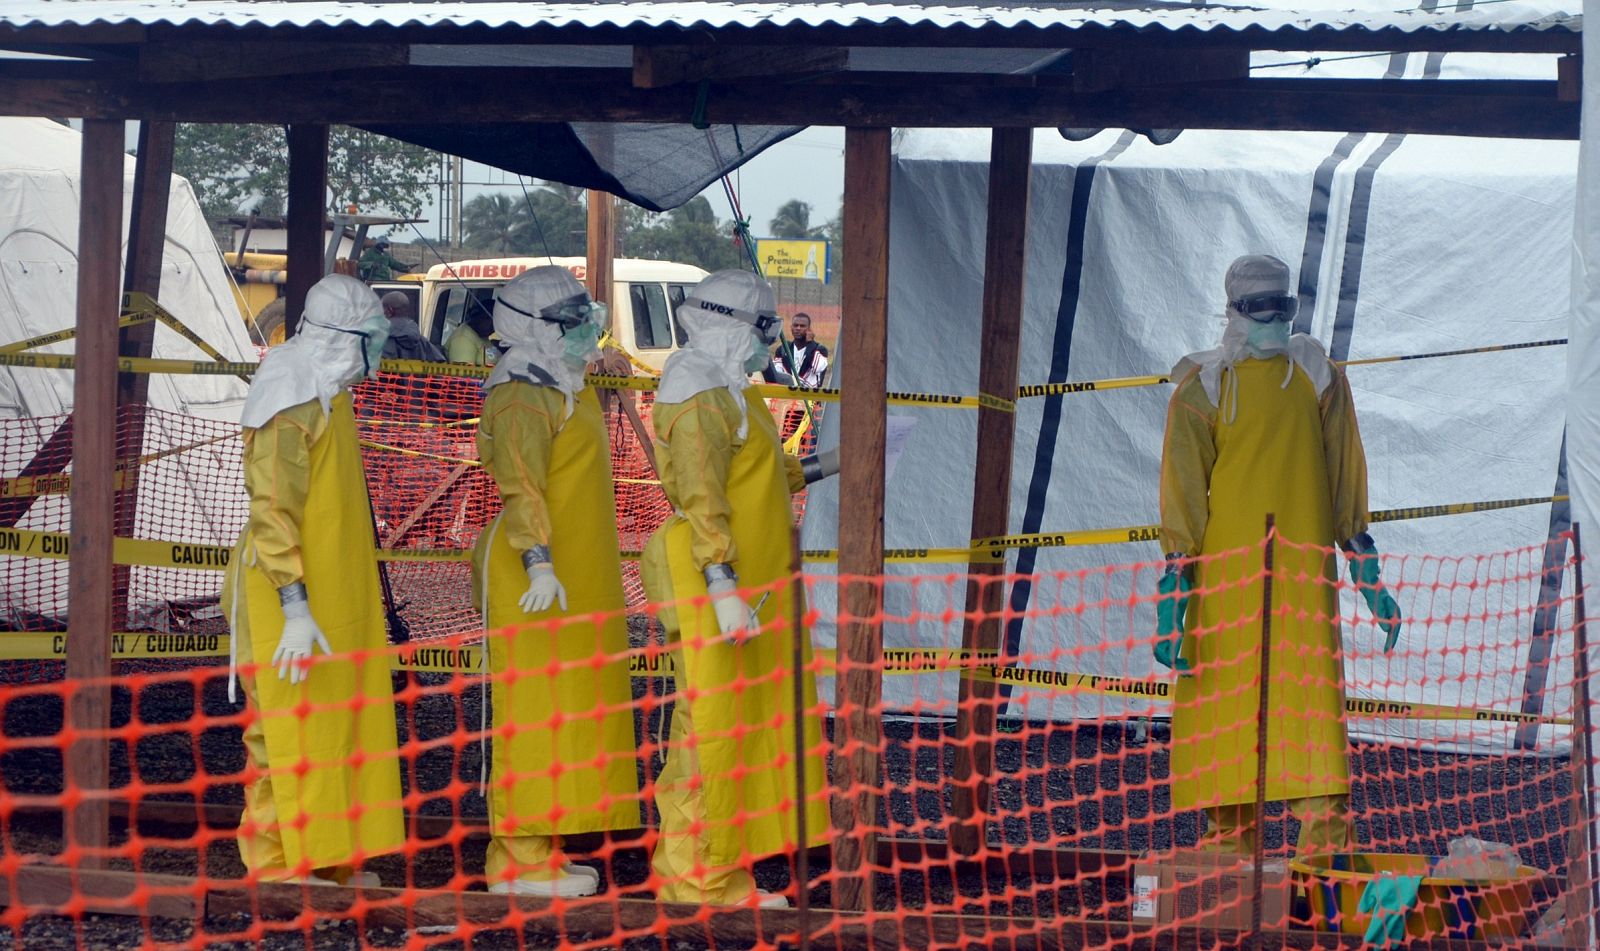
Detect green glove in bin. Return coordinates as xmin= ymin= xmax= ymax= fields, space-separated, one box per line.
xmin=1358 ymin=873 xmax=1421 ymax=948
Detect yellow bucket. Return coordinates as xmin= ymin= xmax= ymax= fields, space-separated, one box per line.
xmin=1289 ymin=852 xmax=1552 ymax=941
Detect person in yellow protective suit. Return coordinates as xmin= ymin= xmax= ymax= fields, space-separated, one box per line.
xmin=1155 ymin=254 xmax=1403 ymax=857
xmin=640 ymin=270 xmax=840 ymax=907
xmin=469 ymin=266 xmax=639 ymax=897
xmin=221 ymin=274 xmax=404 ymax=885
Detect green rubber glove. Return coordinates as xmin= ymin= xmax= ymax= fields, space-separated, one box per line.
xmin=1345 ymin=533 xmax=1402 ymax=652
xmin=1358 ymin=873 xmax=1421 ymax=949
xmin=1152 ymin=559 xmax=1192 ymax=674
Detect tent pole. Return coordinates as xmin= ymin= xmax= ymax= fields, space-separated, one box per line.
xmin=1566 ymin=522 xmax=1597 ymax=947
xmin=949 ymin=127 xmax=1033 ymax=858
xmin=285 ymin=124 xmax=328 ymax=338
xmin=111 ymin=120 xmax=173 ymax=629
xmin=831 ymin=126 xmax=890 ymax=913
xmin=65 ymin=118 xmax=125 ymax=871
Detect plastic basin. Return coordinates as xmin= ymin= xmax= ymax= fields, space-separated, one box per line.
xmin=1288 ymin=852 xmax=1551 ymax=940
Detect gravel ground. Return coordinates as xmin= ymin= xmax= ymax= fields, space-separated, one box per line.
xmin=0 ymin=637 xmax=1578 ymax=946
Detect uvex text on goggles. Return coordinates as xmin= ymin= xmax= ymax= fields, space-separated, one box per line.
xmin=690 ymin=296 xmax=782 ymax=344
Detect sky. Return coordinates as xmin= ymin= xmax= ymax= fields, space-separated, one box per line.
xmin=416 ymin=126 xmax=846 ymax=244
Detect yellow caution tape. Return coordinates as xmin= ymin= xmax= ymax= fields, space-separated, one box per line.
xmin=0 ymin=493 xmax=1562 ymax=572
xmin=359 ymin=439 xmax=481 ymax=467
xmin=4 ymin=635 xmax=1558 ymax=726
xmin=597 ymin=331 xmax=664 ymax=378
xmin=0 ymin=314 xmax=154 ymax=356
xmin=1016 ymin=374 xmax=1173 ymax=399
xmin=123 ymin=293 xmax=243 ymax=375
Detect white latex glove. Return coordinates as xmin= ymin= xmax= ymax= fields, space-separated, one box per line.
xmin=273 ymin=599 xmax=332 ymax=685
xmin=520 ymin=562 xmax=568 ymax=614
xmin=707 ymin=577 xmax=760 ymax=642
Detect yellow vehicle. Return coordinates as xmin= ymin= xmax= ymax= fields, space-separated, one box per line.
xmin=416 ymin=257 xmax=709 ymax=373
xmin=227 ymin=253 xmax=707 ymax=370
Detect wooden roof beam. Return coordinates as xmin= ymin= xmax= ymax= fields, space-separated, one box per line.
xmin=1072 ymin=47 xmax=1248 ymax=95
xmin=632 ymin=44 xmax=846 ymax=88
xmin=138 ymin=39 xmax=406 ymax=82
xmin=0 ymin=72 xmax=1576 ymax=139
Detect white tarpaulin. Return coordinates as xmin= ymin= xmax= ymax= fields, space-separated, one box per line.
xmin=0 ymin=117 xmax=254 ymax=622
xmin=804 ymin=51 xmax=1580 ymax=754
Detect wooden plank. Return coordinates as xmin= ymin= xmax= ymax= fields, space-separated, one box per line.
xmin=65 ymin=119 xmax=124 ymax=871
xmin=0 ymin=418 xmax=73 ymax=528
xmin=0 ymin=73 xmax=1576 ymax=139
xmin=831 ymin=126 xmax=891 ymax=914
xmin=585 ymin=190 xmax=615 ymax=306
xmin=0 ymin=867 xmax=199 ymax=920
xmin=138 ymin=40 xmax=406 ymax=83
xmin=632 ymin=44 xmax=847 ymax=88
xmin=112 ymin=120 xmax=173 ymax=630
xmin=1072 ymin=47 xmax=1248 ymax=94
xmin=949 ymin=127 xmax=1032 ymax=858
xmin=1560 ymin=54 xmax=1581 ymax=103
xmin=202 ymin=879 xmax=1503 ymax=950
xmin=381 ymin=464 xmax=469 ymax=548
xmin=285 ymin=124 xmax=328 ymax=338
xmin=1252 ymin=515 xmax=1276 ymax=944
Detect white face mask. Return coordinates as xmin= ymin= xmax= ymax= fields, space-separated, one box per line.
xmin=1245 ymin=319 xmax=1290 ymax=353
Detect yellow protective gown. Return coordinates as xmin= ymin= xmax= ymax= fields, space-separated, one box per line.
xmin=470 ymin=383 xmax=638 ymax=881
xmin=222 ymin=393 xmax=404 ymax=877
xmin=1160 ymin=356 xmax=1368 ymax=824
xmin=640 ymin=387 xmax=827 ymax=903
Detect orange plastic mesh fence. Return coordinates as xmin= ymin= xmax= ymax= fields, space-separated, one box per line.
xmin=0 ymin=445 xmax=1587 ymax=941
xmin=0 ymin=374 xmax=1593 ymax=948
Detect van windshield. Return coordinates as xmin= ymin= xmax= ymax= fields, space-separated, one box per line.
xmin=629 ymin=283 xmax=674 ymax=350
xmin=432 ymin=286 xmax=497 ymax=347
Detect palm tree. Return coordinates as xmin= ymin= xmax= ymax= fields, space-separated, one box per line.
xmin=461 ymin=194 xmax=526 ymax=252
xmin=768 ymin=199 xmax=817 ymax=239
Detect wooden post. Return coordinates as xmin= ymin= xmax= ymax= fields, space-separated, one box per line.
xmin=1567 ymin=522 xmax=1597 ymax=948
xmin=830 ymin=126 xmax=890 ymax=913
xmin=586 ymin=189 xmax=616 ymax=305
xmin=285 ymin=124 xmax=328 ymax=338
xmin=66 ymin=119 xmax=125 ymax=871
xmin=1252 ymin=513 xmax=1276 ymax=945
xmin=111 ymin=120 xmax=174 ymax=628
xmin=949 ymin=128 xmax=1033 ymax=857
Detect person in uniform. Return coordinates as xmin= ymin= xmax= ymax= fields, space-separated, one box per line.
xmin=471 ymin=265 xmax=639 ymax=896
xmin=1155 ymin=254 xmax=1402 ymax=856
xmin=223 ymin=274 xmax=404 ymax=885
xmin=641 ymin=270 xmax=840 ymax=905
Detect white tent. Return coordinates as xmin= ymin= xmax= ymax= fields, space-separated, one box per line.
xmin=804 ymin=53 xmax=1579 ymax=755
xmin=0 ymin=117 xmax=255 ymax=624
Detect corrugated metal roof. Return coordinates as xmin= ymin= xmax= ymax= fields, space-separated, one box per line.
xmin=0 ymin=0 xmax=1581 ymax=36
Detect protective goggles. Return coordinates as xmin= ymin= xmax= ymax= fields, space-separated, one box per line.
xmin=1230 ymin=294 xmax=1299 ymax=323
xmin=687 ymin=296 xmax=782 ymax=345
xmin=498 ymin=292 xmax=610 ymax=332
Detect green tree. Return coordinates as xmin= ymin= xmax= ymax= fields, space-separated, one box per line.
xmin=514 ymin=183 xmax=588 ymax=257
xmin=768 ymin=199 xmax=821 ymax=239
xmin=622 ymin=196 xmax=742 ymax=272
xmin=173 ymin=124 xmax=436 ymax=225
xmin=461 ymin=194 xmax=526 ymax=252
